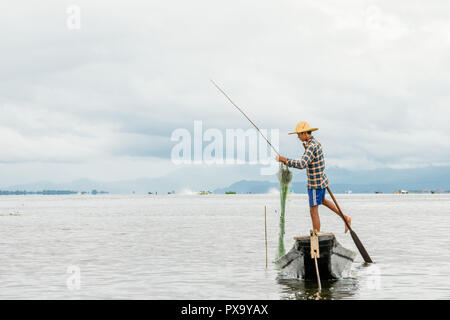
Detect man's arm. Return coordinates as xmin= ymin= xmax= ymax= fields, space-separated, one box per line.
xmin=278 ymin=145 xmax=314 ymax=170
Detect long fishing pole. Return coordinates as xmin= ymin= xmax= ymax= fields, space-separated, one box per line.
xmin=211 ymin=79 xmax=291 ymax=260
xmin=210 ymin=79 xmax=280 ymax=156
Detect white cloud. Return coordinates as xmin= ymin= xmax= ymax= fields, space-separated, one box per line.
xmin=0 ymin=0 xmax=450 ymax=184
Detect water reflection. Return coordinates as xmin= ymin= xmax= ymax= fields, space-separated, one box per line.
xmin=277 ymin=274 xmax=360 ymax=300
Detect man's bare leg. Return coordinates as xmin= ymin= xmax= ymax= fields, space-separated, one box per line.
xmin=322 ymin=197 xmax=351 ymax=233
xmin=309 ymin=205 xmax=320 ymax=232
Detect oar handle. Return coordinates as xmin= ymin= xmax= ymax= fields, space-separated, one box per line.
xmin=326 ymin=187 xmax=352 ymax=231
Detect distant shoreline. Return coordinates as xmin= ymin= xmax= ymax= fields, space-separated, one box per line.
xmin=0 ymin=190 xmax=109 ymax=195
xmin=1 ymin=192 xmax=448 ymax=196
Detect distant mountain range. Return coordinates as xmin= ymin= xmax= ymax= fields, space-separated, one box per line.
xmin=213 ymin=180 xmax=448 ymax=194
xmin=1 ymin=165 xmax=450 ymax=194
xmin=215 ymin=166 xmax=450 ymax=194
xmin=0 ymin=165 xmax=264 ymax=194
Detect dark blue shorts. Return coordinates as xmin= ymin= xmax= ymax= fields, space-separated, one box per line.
xmin=308 ymin=188 xmax=326 ymax=207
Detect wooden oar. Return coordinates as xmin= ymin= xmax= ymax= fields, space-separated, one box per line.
xmin=326 ymin=187 xmax=373 ymax=263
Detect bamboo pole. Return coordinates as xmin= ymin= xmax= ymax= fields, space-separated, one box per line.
xmin=211 ymin=79 xmax=280 ymax=156
xmin=264 ymin=206 xmax=268 ymax=269
xmin=310 ymin=230 xmax=322 ymax=293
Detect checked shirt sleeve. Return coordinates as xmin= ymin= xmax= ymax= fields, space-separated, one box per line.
xmin=286 ymin=144 xmax=315 ymax=169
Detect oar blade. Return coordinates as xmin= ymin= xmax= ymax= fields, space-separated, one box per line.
xmin=327 ymin=187 xmax=373 ymax=263
xmin=350 ymin=230 xmax=373 ymax=263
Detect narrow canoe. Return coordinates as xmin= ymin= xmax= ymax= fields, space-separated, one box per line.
xmin=275 ymin=232 xmax=356 ymax=280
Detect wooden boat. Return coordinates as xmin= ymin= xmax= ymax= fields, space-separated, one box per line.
xmin=275 ymin=232 xmax=356 ymax=280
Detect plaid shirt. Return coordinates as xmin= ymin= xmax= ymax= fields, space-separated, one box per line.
xmin=286 ymin=136 xmax=329 ymax=190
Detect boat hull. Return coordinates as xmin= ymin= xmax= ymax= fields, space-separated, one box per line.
xmin=275 ymin=233 xmax=356 ymax=280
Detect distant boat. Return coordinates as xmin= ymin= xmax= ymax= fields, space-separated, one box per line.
xmin=344 ymin=190 xmax=352 ymax=194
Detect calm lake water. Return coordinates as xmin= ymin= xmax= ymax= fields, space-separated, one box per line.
xmin=0 ymin=193 xmax=449 ymax=300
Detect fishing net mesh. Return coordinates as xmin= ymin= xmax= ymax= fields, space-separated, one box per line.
xmin=276 ymin=163 xmax=292 ymax=259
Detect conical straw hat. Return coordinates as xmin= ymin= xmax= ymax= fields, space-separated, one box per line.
xmin=288 ymin=121 xmax=318 ymax=135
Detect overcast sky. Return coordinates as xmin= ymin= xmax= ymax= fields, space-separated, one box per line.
xmin=1 ymin=0 xmax=450 ymax=186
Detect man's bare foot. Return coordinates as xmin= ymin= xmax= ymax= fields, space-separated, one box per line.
xmin=344 ymin=216 xmax=352 ymax=233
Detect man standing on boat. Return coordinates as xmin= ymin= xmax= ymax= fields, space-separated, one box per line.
xmin=276 ymin=121 xmax=351 ymax=233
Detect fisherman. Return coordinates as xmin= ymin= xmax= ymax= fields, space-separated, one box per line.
xmin=276 ymin=121 xmax=351 ymax=233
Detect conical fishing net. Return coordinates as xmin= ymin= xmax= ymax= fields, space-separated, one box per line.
xmin=276 ymin=163 xmax=292 ymax=259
